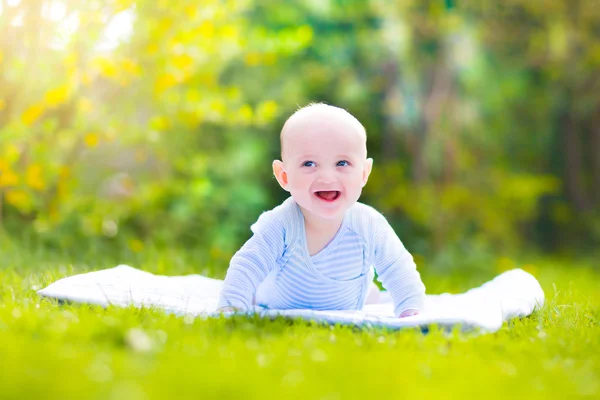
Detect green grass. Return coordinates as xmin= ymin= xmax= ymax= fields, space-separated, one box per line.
xmin=0 ymin=245 xmax=598 ymax=399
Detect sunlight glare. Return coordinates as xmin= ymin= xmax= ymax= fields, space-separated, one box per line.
xmin=43 ymin=1 xmax=67 ymax=22
xmin=96 ymin=10 xmax=135 ymax=52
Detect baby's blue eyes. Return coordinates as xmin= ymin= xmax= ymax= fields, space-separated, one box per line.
xmin=301 ymin=160 xmax=350 ymax=167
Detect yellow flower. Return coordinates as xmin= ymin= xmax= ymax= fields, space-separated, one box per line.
xmin=184 ymin=5 xmax=197 ymax=19
xmin=84 ymin=133 xmax=100 ymax=148
xmin=209 ymin=100 xmax=226 ymax=118
xmin=25 ymin=164 xmax=45 ymax=191
xmin=157 ymin=17 xmax=172 ymax=33
xmin=256 ymin=100 xmax=278 ymax=123
xmin=121 ymin=59 xmax=141 ymax=76
xmin=197 ymin=21 xmax=215 ymax=38
xmin=186 ymin=89 xmax=201 ymax=103
xmin=93 ymin=56 xmax=118 ymax=78
xmin=146 ymin=43 xmax=159 ymax=55
xmin=155 ymin=73 xmax=177 ymax=93
xmin=45 ymin=84 xmax=70 ymax=107
xmin=21 ymin=104 xmax=45 ymax=126
xmin=238 ymin=104 xmax=253 ymax=123
xmin=0 ymin=98 xmax=5 ymax=111
xmin=221 ymin=25 xmax=239 ymax=40
xmin=0 ymin=169 xmax=19 ymax=187
xmin=172 ymin=54 xmax=194 ymax=71
xmin=5 ymin=189 xmax=31 ymax=211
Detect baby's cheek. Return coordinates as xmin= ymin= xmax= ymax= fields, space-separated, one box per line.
xmin=295 ymin=177 xmax=311 ymax=190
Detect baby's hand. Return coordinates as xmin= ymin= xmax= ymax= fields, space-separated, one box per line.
xmin=217 ymin=306 xmax=242 ymax=313
xmin=399 ymin=309 xmax=419 ymax=318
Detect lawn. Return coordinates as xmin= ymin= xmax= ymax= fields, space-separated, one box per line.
xmin=0 ymin=244 xmax=598 ymax=399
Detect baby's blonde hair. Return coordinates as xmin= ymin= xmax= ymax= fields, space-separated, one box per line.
xmin=280 ymin=102 xmax=367 ymax=155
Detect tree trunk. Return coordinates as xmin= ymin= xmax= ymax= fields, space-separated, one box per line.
xmin=381 ymin=60 xmax=400 ymax=161
xmin=412 ymin=131 xmax=427 ymax=183
xmin=417 ymin=55 xmax=453 ymax=183
xmin=563 ymin=112 xmax=590 ymax=210
xmin=591 ymin=115 xmax=600 ymax=205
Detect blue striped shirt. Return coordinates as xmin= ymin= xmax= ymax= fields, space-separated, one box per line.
xmin=218 ymin=196 xmax=426 ymax=316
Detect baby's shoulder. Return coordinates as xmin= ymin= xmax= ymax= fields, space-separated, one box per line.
xmin=348 ymin=201 xmax=387 ymax=223
xmin=346 ymin=202 xmax=388 ymax=236
xmin=250 ymin=197 xmax=296 ymax=235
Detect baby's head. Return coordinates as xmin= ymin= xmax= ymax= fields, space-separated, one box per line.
xmin=273 ymin=103 xmax=373 ymax=223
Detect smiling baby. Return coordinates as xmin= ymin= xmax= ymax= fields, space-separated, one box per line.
xmin=217 ymin=103 xmax=425 ymax=318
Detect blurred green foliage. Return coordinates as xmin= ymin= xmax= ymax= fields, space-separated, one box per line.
xmin=0 ymin=0 xmax=598 ymax=264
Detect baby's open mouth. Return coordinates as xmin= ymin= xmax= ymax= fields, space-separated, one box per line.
xmin=315 ymin=191 xmax=341 ymax=201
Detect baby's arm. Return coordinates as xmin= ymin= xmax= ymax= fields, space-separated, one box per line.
xmin=372 ymin=213 xmax=426 ymax=317
xmin=217 ymin=214 xmax=285 ymax=311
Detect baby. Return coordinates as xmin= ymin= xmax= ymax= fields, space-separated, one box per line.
xmin=217 ymin=103 xmax=425 ymax=318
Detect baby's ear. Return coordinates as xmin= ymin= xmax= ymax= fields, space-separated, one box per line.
xmin=362 ymin=158 xmax=373 ymax=187
xmin=272 ymin=160 xmax=289 ymax=191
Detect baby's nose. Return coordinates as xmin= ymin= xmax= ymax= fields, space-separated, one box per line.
xmin=317 ymin=169 xmax=336 ymax=183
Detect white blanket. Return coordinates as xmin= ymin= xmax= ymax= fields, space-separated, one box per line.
xmin=38 ymin=265 xmax=545 ymax=333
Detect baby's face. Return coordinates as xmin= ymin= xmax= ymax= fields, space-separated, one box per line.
xmin=274 ymin=109 xmax=372 ymax=223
